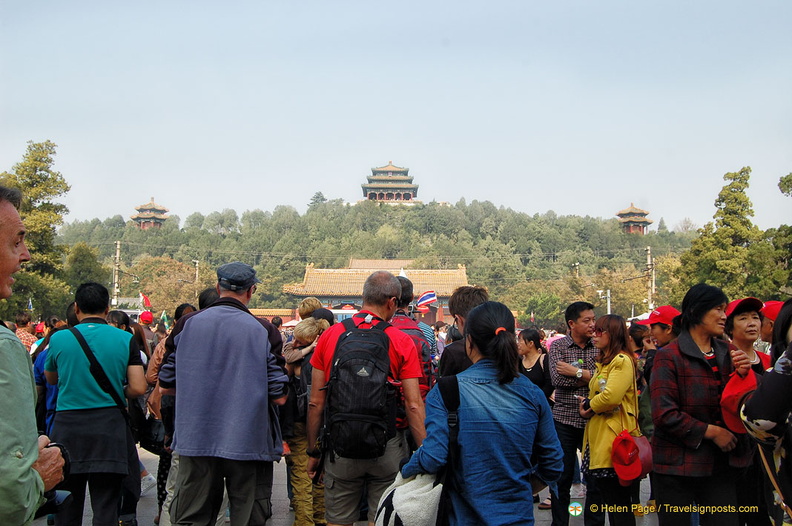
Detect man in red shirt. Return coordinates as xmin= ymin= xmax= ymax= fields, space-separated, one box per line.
xmin=306 ymin=271 xmax=426 ymax=526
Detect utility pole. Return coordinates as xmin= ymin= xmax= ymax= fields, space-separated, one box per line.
xmin=192 ymin=260 xmax=199 ymax=300
xmin=597 ymin=289 xmax=612 ymax=314
xmin=646 ymin=246 xmax=655 ymax=311
xmin=112 ymin=240 xmax=121 ymax=307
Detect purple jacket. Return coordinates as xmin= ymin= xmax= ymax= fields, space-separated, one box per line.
xmin=169 ymin=298 xmax=288 ymax=461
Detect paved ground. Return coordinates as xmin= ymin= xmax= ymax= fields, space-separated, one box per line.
xmin=34 ymin=447 xmax=659 ymax=526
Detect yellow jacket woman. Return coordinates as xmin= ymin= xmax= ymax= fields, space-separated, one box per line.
xmin=584 ymin=353 xmax=638 ymax=469
xmin=579 ymin=314 xmax=639 ymax=526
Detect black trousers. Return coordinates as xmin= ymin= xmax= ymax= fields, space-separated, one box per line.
xmin=55 ymin=472 xmax=124 ymax=526
xmin=653 ymin=472 xmax=739 ymax=526
xmin=596 ymin=477 xmax=636 ymax=526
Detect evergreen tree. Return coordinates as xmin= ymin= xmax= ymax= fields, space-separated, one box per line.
xmin=677 ymin=167 xmax=766 ymax=298
xmin=0 ymin=141 xmax=71 ymax=318
xmin=780 ymin=173 xmax=792 ymax=198
xmin=0 ymin=140 xmax=70 ymax=275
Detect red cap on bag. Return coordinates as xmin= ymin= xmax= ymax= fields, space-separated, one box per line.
xmin=720 ymin=371 xmax=758 ymax=434
xmin=612 ymin=430 xmax=652 ymax=486
xmin=612 ymin=431 xmax=642 ymax=483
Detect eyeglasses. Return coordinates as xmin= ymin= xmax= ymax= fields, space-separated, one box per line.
xmin=594 ymin=328 xmax=608 ymax=336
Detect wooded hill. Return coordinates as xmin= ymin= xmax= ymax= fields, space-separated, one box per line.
xmin=58 ymin=197 xmax=695 ymax=325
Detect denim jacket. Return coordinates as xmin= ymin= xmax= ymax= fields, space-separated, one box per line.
xmin=402 ymin=360 xmax=563 ymax=525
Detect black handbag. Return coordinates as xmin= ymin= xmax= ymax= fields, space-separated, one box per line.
xmin=139 ymin=415 xmax=166 ymax=456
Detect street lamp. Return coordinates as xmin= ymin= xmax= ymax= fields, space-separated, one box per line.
xmin=596 ymin=289 xmax=611 ymax=315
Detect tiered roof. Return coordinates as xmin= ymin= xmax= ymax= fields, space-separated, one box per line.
xmin=616 ymin=203 xmax=652 ymax=224
xmin=362 ymin=161 xmax=420 ymax=202
xmin=131 ymin=197 xmax=169 ymax=221
xmin=283 ymin=263 xmax=468 ymax=297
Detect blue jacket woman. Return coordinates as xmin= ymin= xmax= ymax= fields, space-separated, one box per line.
xmin=401 ymin=301 xmax=563 ymax=525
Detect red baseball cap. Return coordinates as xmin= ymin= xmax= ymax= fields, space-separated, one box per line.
xmin=35 ymin=322 xmax=45 ymax=333
xmin=761 ymin=301 xmax=784 ymax=322
xmin=720 ymin=370 xmax=758 ymax=434
xmin=637 ymin=305 xmax=680 ymax=326
xmin=725 ymin=297 xmax=764 ymax=318
xmin=140 ymin=311 xmax=154 ymax=324
xmin=611 ymin=431 xmax=652 ymax=485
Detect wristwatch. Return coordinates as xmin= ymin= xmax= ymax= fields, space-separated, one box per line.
xmin=575 ymin=368 xmax=583 ymax=379
xmin=306 ymin=448 xmax=322 ymax=459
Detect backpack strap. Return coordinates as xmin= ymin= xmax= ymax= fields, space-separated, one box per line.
xmin=69 ymin=327 xmax=129 ymax=423
xmin=437 ymin=375 xmax=460 ymax=463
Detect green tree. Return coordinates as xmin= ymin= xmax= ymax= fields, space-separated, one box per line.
xmin=64 ymin=242 xmax=112 ymax=292
xmin=516 ymin=291 xmax=564 ymax=328
xmin=0 ymin=140 xmax=70 ymax=275
xmin=0 ymin=141 xmax=72 ymax=319
xmin=677 ymin=167 xmax=766 ymax=298
xmin=780 ymin=173 xmax=792 ymax=197
xmin=308 ymin=192 xmax=327 ymax=208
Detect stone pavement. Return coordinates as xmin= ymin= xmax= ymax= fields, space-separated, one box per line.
xmin=34 ymin=447 xmax=659 ymax=526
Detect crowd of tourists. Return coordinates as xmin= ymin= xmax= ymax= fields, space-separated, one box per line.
xmin=2 ymin=183 xmax=792 ymax=526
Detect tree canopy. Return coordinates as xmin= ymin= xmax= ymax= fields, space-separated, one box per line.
xmin=0 ymin=141 xmax=71 ymax=319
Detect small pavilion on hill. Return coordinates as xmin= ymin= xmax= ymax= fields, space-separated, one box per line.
xmin=283 ymin=259 xmax=468 ymax=325
xmin=361 ymin=161 xmax=421 ymax=204
xmin=131 ymin=197 xmax=169 ymax=230
xmin=616 ymin=203 xmax=653 ymax=235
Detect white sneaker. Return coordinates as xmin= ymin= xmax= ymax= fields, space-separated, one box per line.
xmin=570 ymin=483 xmax=586 ymax=499
xmin=141 ymin=473 xmax=157 ymax=496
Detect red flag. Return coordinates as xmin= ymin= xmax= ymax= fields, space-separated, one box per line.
xmin=139 ymin=292 xmax=152 ymax=308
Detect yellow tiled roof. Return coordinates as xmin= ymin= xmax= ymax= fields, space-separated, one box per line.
xmin=616 ymin=202 xmax=649 ymax=217
xmin=249 ymin=308 xmax=295 ymax=317
xmin=372 ymin=161 xmax=408 ymax=173
xmin=134 ymin=196 xmax=169 ymax=214
xmin=283 ymin=264 xmax=468 ymax=297
xmin=618 ymin=215 xmax=653 ymax=224
xmin=130 ymin=212 xmax=168 ymax=220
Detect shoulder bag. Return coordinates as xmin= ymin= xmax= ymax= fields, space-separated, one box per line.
xmin=611 ymin=359 xmax=652 ymax=486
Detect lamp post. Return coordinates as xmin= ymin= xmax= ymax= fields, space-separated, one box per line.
xmin=596 ymin=289 xmax=611 ymax=315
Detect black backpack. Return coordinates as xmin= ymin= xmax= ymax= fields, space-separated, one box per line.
xmin=324 ymin=315 xmax=397 ymax=459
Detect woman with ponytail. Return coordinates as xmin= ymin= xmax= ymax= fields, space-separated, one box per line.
xmin=401 ymin=301 xmax=563 ymax=525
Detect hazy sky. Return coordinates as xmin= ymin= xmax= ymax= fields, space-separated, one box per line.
xmin=1 ymin=1 xmax=790 ymax=231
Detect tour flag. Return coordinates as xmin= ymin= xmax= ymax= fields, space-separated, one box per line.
xmin=416 ymin=290 xmax=437 ymax=307
xmin=139 ymin=292 xmax=152 ymax=308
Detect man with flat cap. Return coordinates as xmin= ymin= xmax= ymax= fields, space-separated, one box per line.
xmin=167 ymin=262 xmax=288 ymax=526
